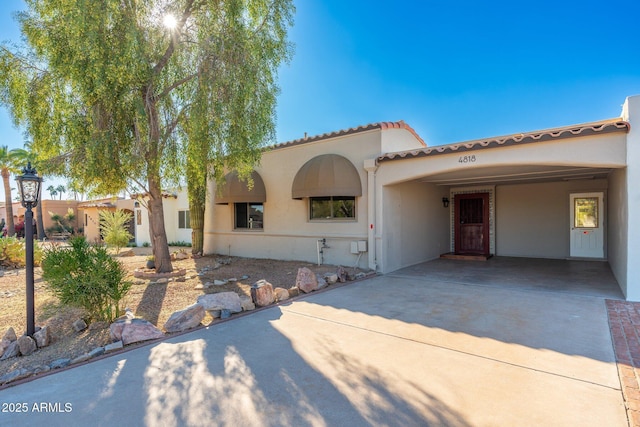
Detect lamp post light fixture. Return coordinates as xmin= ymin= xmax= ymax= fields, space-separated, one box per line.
xmin=16 ymin=162 xmax=42 ymax=337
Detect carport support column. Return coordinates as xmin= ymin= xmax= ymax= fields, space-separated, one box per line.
xmin=624 ymin=95 xmax=640 ymax=301
xmin=364 ymin=159 xmax=378 ymax=271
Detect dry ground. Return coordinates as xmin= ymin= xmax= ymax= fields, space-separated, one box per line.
xmin=0 ymin=246 xmax=365 ymax=378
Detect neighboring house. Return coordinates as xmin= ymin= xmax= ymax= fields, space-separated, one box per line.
xmin=133 ymin=190 xmax=192 ymax=247
xmin=77 ymin=198 xmax=136 ymax=243
xmin=1 ymin=200 xmax=81 ymax=237
xmin=202 ymin=94 xmax=640 ymax=301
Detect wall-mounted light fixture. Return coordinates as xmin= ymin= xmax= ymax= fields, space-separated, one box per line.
xmin=442 ymin=197 xmax=450 ymax=208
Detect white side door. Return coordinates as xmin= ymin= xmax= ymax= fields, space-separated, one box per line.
xmin=570 ymin=192 xmax=604 ymax=258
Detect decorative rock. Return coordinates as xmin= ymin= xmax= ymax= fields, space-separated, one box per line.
xmin=34 ymin=326 xmax=51 ymax=348
xmin=241 ymin=275 xmax=250 ymax=280
xmin=50 ymin=358 xmax=71 ymax=369
xmin=71 ymin=353 xmax=92 ymax=365
xmin=0 ymin=368 xmax=32 ymax=384
xmin=228 ymin=277 xmax=238 ymax=282
xmin=273 ymin=287 xmax=290 ymax=302
xmin=317 ymin=277 xmax=328 ymax=290
xmin=164 ymin=303 xmax=205 ymax=333
xmin=105 ymin=341 xmax=124 ymax=353
xmin=239 ymin=296 xmax=255 ymax=311
xmin=197 ymin=292 xmax=243 ymax=313
xmin=175 ymin=276 xmax=186 ymax=282
xmin=32 ymin=365 xmax=51 ymax=375
xmin=110 ymin=318 xmax=164 ymax=345
xmin=156 ymin=277 xmax=169 ymax=284
xmin=355 ymin=272 xmax=366 ymax=280
xmin=324 ymin=273 xmax=338 ymax=284
xmin=213 ymin=279 xmax=228 ymax=286
xmin=296 ymin=267 xmax=318 ymax=293
xmin=88 ymin=347 xmax=105 ymax=359
xmin=0 ymin=341 xmax=20 ymax=360
xmin=208 ymin=309 xmax=222 ymax=318
xmin=220 ymin=309 xmax=232 ymax=319
xmin=3 ymin=327 xmax=17 ymax=342
xmin=174 ymin=251 xmax=189 ymax=260
xmin=0 ymin=338 xmax=11 ymax=355
xmin=73 ymin=319 xmax=88 ymax=332
xmin=336 ymin=266 xmax=348 ymax=283
xmin=118 ymin=248 xmax=135 ymax=257
xmin=288 ymin=287 xmax=300 ymax=298
xmin=251 ymin=280 xmax=274 ymax=307
xmin=17 ymin=335 xmax=37 ymax=356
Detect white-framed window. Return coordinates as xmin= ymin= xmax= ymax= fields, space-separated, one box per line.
xmin=234 ymin=203 xmax=263 ymax=229
xmin=178 ymin=210 xmax=191 ymax=229
xmin=310 ymin=196 xmax=355 ymax=220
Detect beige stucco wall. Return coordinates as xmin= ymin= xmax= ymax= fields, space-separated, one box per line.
xmin=379 ymin=181 xmax=449 ymax=273
xmin=622 ymin=95 xmax=640 ymax=300
xmin=204 ymin=129 xmax=398 ymax=268
xmin=495 ymin=179 xmax=608 ymax=258
xmin=135 ymin=190 xmax=191 ymax=247
xmin=608 ymin=167 xmax=627 ymax=296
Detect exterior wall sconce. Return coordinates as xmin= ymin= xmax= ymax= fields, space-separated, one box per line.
xmin=442 ymin=197 xmax=450 ymax=208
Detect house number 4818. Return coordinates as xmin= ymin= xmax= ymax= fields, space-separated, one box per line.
xmin=458 ymin=155 xmax=476 ymax=163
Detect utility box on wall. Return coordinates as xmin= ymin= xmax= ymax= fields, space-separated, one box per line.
xmin=350 ymin=240 xmax=368 ymax=254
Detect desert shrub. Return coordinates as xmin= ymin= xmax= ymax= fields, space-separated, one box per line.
xmin=48 ymin=208 xmax=76 ymax=235
xmin=41 ymin=236 xmax=131 ymax=322
xmin=99 ymin=210 xmax=133 ymax=254
xmin=168 ymin=241 xmax=192 ymax=247
xmin=0 ymin=236 xmax=43 ymax=268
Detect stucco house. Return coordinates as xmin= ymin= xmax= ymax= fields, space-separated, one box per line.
xmin=77 ymin=198 xmax=136 ymax=244
xmin=202 ymin=94 xmax=640 ymax=301
xmin=133 ymin=190 xmax=192 ymax=247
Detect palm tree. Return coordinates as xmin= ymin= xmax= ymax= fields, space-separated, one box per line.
xmin=55 ymin=184 xmax=66 ymax=200
xmin=47 ymin=185 xmax=58 ymax=199
xmin=0 ymin=146 xmax=28 ymax=237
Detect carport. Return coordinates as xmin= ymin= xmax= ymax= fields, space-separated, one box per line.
xmin=370 ymin=116 xmax=633 ymax=300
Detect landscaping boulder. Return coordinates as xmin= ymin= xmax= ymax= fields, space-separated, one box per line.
xmin=72 ymin=319 xmax=88 ymax=332
xmin=0 ymin=368 xmax=32 ymax=385
xmin=296 ymin=267 xmax=318 ymax=293
xmin=324 ymin=273 xmax=338 ymax=284
xmin=164 ymin=303 xmax=205 ymax=333
xmin=273 ymin=287 xmax=290 ymax=302
xmin=110 ymin=318 xmax=164 ymax=345
xmin=239 ymin=295 xmax=255 ymax=311
xmin=105 ymin=341 xmax=123 ymax=353
xmin=17 ymin=335 xmax=37 ymax=356
xmin=251 ymin=280 xmax=274 ymax=307
xmin=0 ymin=338 xmax=11 ymax=356
xmin=197 ymin=292 xmax=242 ymax=313
xmin=0 ymin=341 xmax=20 ymax=360
xmin=336 ymin=266 xmax=348 ymax=283
xmin=317 ymin=276 xmax=328 ymax=290
xmin=34 ymin=326 xmax=51 ymax=348
xmin=288 ymin=287 xmax=300 ymax=298
xmin=3 ymin=327 xmax=17 ymax=342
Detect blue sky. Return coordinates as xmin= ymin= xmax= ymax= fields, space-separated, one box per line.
xmin=1 ymin=0 xmax=639 ymax=198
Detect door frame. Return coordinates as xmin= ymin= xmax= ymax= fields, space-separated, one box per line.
xmin=569 ymin=191 xmax=605 ymax=258
xmin=454 ymin=192 xmax=490 ymax=255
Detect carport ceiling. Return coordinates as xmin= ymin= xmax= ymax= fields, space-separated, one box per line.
xmin=419 ymin=165 xmax=614 ymax=186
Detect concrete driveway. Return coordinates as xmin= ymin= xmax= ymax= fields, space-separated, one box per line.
xmin=0 ymin=258 xmax=627 ymax=426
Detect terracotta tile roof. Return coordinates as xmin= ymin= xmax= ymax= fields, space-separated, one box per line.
xmin=377 ymin=118 xmax=630 ymax=163
xmin=270 ymin=120 xmax=426 ymax=150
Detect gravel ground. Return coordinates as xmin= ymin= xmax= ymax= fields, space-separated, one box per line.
xmin=0 ymin=246 xmax=366 ymax=378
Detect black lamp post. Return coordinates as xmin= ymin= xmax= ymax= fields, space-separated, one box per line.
xmin=16 ymin=162 xmax=42 ymax=337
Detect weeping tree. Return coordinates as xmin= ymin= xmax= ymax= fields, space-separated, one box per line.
xmin=0 ymin=0 xmax=293 ymax=271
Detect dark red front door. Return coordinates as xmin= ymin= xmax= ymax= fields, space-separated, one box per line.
xmin=454 ymin=193 xmax=490 ymax=255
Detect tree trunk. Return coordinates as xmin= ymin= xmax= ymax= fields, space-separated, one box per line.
xmin=190 ymin=201 xmax=204 ymax=255
xmin=36 ymin=201 xmax=46 ymax=240
xmin=2 ymin=169 xmax=15 ymax=237
xmin=148 ymin=176 xmax=173 ymax=273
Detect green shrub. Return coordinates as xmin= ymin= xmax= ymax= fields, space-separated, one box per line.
xmin=99 ymin=210 xmax=133 ymax=255
xmin=41 ymin=237 xmax=131 ymax=322
xmin=168 ymin=241 xmax=192 ymax=247
xmin=0 ymin=236 xmax=43 ymax=268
